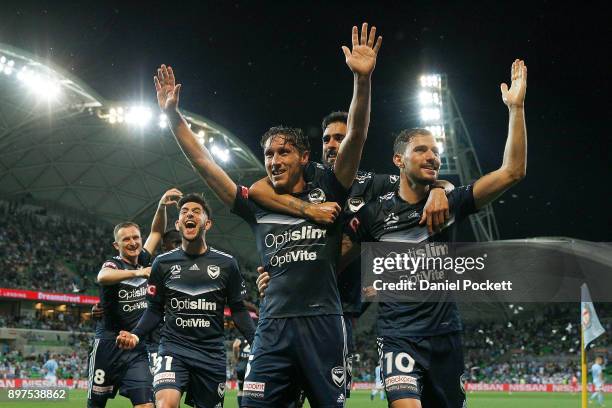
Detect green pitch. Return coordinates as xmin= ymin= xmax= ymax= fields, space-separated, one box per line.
xmin=1 ymin=389 xmax=585 ymax=407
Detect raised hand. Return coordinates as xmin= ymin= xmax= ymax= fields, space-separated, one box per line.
xmin=159 ymin=188 xmax=183 ymax=208
xmin=256 ymin=267 xmax=270 ymax=298
xmin=500 ymin=59 xmax=527 ymax=109
xmin=341 ymin=22 xmax=383 ymax=77
xmin=154 ymin=64 xmax=181 ymax=112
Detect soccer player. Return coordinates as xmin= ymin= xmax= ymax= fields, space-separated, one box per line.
xmin=233 ymin=337 xmax=251 ymax=406
xmin=371 ymin=364 xmax=385 ymax=401
xmin=154 ymin=22 xmax=382 ymax=407
xmin=87 ymin=188 xmax=181 ymax=408
xmin=252 ymin=110 xmax=453 ymax=398
xmin=43 ymin=354 xmax=59 ymax=385
xmin=590 ymin=356 xmax=605 ymax=406
xmin=344 ymin=59 xmax=528 ymax=407
xmin=115 ymin=193 xmax=256 ymax=408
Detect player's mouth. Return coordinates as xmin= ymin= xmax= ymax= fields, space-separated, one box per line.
xmin=184 ymin=220 xmax=198 ymax=235
xmin=271 ymin=168 xmax=287 ymax=180
xmin=421 ymin=164 xmax=438 ymax=176
xmin=326 ymin=150 xmax=337 ymax=160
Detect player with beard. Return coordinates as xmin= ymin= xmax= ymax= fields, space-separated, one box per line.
xmin=87 ymin=188 xmax=181 ymax=408
xmin=343 ymin=60 xmax=528 ymax=407
xmin=153 ymin=23 xmax=381 ymax=407
xmin=116 ymin=193 xmax=256 ymax=408
xmin=251 ymin=110 xmax=453 ymax=398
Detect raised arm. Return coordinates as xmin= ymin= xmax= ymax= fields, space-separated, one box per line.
xmin=143 ymin=188 xmax=182 ymax=254
xmin=155 ymin=65 xmax=237 ymax=206
xmin=334 ymin=23 xmax=382 ymax=188
xmin=473 ymin=59 xmax=527 ymax=209
xmin=249 ymin=177 xmax=341 ymax=224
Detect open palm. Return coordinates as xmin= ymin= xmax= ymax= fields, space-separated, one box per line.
xmin=154 ymin=64 xmax=181 ymax=112
xmin=342 ymin=23 xmax=382 ymax=77
xmin=501 ymin=59 xmax=527 ymax=108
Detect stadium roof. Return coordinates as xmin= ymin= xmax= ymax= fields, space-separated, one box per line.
xmin=0 ymin=43 xmax=265 ymax=266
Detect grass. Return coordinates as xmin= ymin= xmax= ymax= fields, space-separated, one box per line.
xmin=0 ymin=389 xmax=588 ymax=407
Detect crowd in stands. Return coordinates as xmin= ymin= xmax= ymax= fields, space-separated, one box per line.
xmin=0 ymin=349 xmax=88 ymax=380
xmin=0 ymin=200 xmax=113 ymax=294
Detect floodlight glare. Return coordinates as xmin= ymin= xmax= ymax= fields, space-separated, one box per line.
xmin=211 ymin=144 xmax=230 ymax=162
xmin=420 ymin=108 xmax=440 ymax=122
xmin=159 ymin=113 xmax=168 ymax=129
xmin=125 ymin=106 xmax=152 ymax=126
xmin=0 ymin=56 xmax=5 ymax=64
xmin=197 ymin=130 xmax=205 ymax=138
xmin=437 ymin=142 xmax=445 ymax=156
xmin=420 ymin=74 xmax=441 ymax=89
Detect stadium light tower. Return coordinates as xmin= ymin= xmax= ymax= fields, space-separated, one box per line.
xmin=418 ymin=74 xmax=499 ymax=241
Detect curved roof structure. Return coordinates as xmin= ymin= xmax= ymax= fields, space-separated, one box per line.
xmin=0 ymin=43 xmax=265 ymax=265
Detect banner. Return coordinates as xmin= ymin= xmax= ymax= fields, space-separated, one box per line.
xmin=0 ymin=288 xmax=99 ymax=305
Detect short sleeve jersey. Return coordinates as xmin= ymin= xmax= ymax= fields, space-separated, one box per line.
xmin=592 ymin=363 xmax=603 ymax=385
xmin=232 ymin=164 xmax=348 ymax=318
xmin=146 ymin=247 xmax=247 ymax=356
xmin=347 ymin=184 xmax=478 ymax=336
xmin=305 ymin=162 xmax=399 ymax=314
xmin=95 ymin=249 xmax=152 ymax=339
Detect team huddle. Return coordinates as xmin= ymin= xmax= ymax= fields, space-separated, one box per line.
xmin=88 ymin=22 xmax=527 ymax=408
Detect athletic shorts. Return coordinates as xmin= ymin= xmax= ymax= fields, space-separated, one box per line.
xmin=241 ymin=315 xmax=347 ymax=407
xmin=87 ymin=338 xmax=153 ymax=408
xmin=343 ymin=315 xmax=354 ymax=398
xmin=153 ymin=350 xmax=225 ymax=408
xmin=377 ymin=332 xmax=466 ymax=408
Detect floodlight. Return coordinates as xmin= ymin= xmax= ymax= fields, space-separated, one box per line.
xmin=420 ymin=108 xmax=440 ymax=122
xmin=159 ymin=113 xmax=168 ymax=129
xmin=125 ymin=106 xmax=152 ymax=126
xmin=211 ymin=144 xmax=230 ymax=162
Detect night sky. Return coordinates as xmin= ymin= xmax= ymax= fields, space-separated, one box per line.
xmin=1 ymin=1 xmax=609 ymax=241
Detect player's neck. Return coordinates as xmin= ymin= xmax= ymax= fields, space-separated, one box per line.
xmin=182 ymin=239 xmax=208 ymax=255
xmin=120 ymin=254 xmax=138 ymax=266
xmin=275 ymin=175 xmax=307 ymax=194
xmin=398 ymin=173 xmax=427 ymax=204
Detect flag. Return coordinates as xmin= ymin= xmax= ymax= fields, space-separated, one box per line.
xmin=581 ymin=283 xmax=605 ymax=348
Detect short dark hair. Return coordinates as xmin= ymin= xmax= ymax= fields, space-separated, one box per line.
xmin=393 ymin=128 xmax=433 ymax=155
xmin=178 ymin=193 xmax=212 ymax=219
xmin=260 ymin=126 xmax=310 ymax=154
xmin=162 ymin=229 xmax=180 ymax=242
xmin=113 ymin=222 xmax=140 ymax=241
xmin=321 ymin=111 xmax=348 ymax=132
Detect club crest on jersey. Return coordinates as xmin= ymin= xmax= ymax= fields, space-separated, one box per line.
xmin=384 ymin=212 xmax=399 ymax=228
xmin=331 ymin=366 xmax=345 ymax=387
xmin=347 ymin=197 xmax=365 ymax=213
xmin=308 ymin=188 xmax=326 ymax=204
xmin=170 ymin=265 xmax=181 ymax=275
xmin=217 ymin=382 xmax=225 ymax=397
xmin=207 ymin=265 xmax=220 ymax=279
xmin=389 ymin=175 xmax=399 ymax=183
xmin=354 ymin=173 xmax=371 ymax=184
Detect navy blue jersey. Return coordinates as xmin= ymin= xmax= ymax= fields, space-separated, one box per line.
xmin=95 ymin=249 xmax=151 ymax=338
xmin=347 ymin=184 xmax=478 ymax=336
xmin=232 ymin=165 xmax=348 ymax=318
xmin=146 ymin=247 xmax=247 ymax=356
xmin=305 ymin=162 xmax=399 ymax=314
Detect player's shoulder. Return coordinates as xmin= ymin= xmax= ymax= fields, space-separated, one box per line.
xmin=208 ymin=247 xmax=236 ymax=262
xmin=153 ymin=247 xmax=183 ymax=264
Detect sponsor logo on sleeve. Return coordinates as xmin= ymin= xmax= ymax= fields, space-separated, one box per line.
xmin=102 ymin=261 xmax=118 ymax=269
xmin=240 ymin=186 xmax=249 ymax=199
xmin=384 ymin=375 xmax=418 ymax=393
xmin=146 ymin=284 xmax=157 ymax=296
xmin=243 ymin=381 xmax=265 ymax=399
xmin=153 ymin=372 xmax=176 ymax=386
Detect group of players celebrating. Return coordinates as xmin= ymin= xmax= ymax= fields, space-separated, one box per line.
xmin=88 ymin=22 xmax=527 ymax=408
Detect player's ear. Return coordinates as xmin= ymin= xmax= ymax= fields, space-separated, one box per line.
xmin=204 ymin=219 xmax=212 ymax=231
xmin=393 ymin=153 xmax=404 ymax=170
xmin=175 ymin=219 xmax=180 ymax=230
xmin=300 ymin=150 xmax=310 ymax=165
xmin=112 ymin=241 xmax=119 ymax=251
